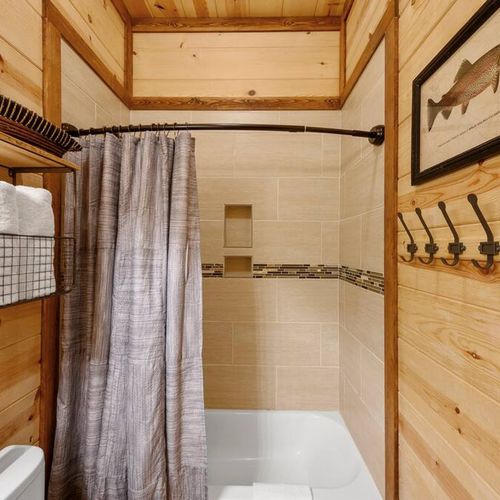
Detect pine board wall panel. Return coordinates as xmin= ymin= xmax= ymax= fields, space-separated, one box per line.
xmin=0 ymin=1 xmax=44 ymax=451
xmin=397 ymin=0 xmax=500 ymax=497
xmin=133 ymin=31 xmax=340 ymax=98
xmin=0 ymin=0 xmax=43 ymax=113
xmin=50 ymin=0 xmax=126 ymax=85
xmin=345 ymin=0 xmax=388 ymax=80
xmin=0 ymin=0 xmax=128 ymax=450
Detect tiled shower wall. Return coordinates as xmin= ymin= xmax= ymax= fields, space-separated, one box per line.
xmin=130 ymin=109 xmax=341 ymax=410
xmin=339 ymin=41 xmax=385 ymax=493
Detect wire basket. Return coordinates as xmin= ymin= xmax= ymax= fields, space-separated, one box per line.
xmin=0 ymin=233 xmax=74 ymax=307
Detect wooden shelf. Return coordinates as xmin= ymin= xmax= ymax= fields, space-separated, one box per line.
xmin=0 ymin=131 xmax=79 ymax=174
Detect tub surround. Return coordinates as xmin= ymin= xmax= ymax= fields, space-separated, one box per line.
xmin=339 ymin=41 xmax=386 ymax=494
xmin=130 ymin=109 xmax=342 ymax=413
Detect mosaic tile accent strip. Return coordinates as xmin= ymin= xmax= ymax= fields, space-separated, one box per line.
xmin=253 ymin=264 xmax=339 ymax=279
xmin=202 ymin=263 xmax=223 ymax=278
xmin=202 ymin=263 xmax=338 ymax=279
xmin=202 ymin=263 xmax=384 ymax=294
xmin=340 ymin=266 xmax=384 ymax=295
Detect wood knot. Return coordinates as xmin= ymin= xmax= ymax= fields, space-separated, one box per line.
xmin=457 ymin=427 xmax=462 ymax=434
xmin=454 ymin=406 xmax=460 ymax=414
xmin=248 ymin=90 xmax=256 ymax=96
xmin=155 ymin=3 xmax=165 ymax=10
xmin=87 ymin=14 xmax=92 ymax=23
xmin=466 ymin=350 xmax=481 ymax=360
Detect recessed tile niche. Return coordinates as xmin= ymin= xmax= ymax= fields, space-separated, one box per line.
xmin=224 ymin=204 xmax=253 ymax=248
xmin=224 ymin=256 xmax=253 ymax=278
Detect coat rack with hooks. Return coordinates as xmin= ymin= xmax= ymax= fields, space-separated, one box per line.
xmin=397 ymin=194 xmax=498 ymax=271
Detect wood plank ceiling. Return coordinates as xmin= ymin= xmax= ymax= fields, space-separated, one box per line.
xmin=122 ymin=0 xmax=345 ymax=19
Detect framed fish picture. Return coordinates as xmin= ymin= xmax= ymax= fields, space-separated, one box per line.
xmin=411 ymin=0 xmax=500 ymax=185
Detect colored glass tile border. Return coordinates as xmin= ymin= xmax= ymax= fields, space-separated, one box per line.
xmin=202 ymin=263 xmax=384 ymax=294
xmin=339 ymin=266 xmax=384 ymax=295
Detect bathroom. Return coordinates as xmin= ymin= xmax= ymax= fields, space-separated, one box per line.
xmin=0 ymin=0 xmax=498 ymax=499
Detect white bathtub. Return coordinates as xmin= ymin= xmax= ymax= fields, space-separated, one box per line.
xmin=206 ymin=410 xmax=381 ymax=500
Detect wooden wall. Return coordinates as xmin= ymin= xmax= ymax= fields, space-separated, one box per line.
xmin=397 ymin=0 xmax=500 ymax=498
xmin=345 ymin=0 xmax=388 ymax=81
xmin=50 ymin=0 xmax=126 ymax=85
xmin=0 ymin=0 xmax=44 ymax=451
xmin=0 ymin=0 xmax=127 ymax=451
xmin=132 ymin=31 xmax=340 ymax=99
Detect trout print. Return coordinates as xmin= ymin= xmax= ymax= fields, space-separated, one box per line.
xmin=427 ymin=44 xmax=500 ymax=131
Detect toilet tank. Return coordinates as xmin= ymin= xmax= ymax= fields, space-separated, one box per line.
xmin=0 ymin=446 xmax=44 ymax=500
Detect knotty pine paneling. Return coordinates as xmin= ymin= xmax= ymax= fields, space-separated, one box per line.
xmin=397 ymin=0 xmax=500 ymax=497
xmin=345 ymin=0 xmax=388 ymax=80
xmin=133 ymin=31 xmax=340 ymax=98
xmin=50 ymin=0 xmax=126 ymax=85
xmin=0 ymin=166 xmax=43 ymax=449
xmin=123 ymin=0 xmax=346 ymax=18
xmin=0 ymin=0 xmax=43 ymax=113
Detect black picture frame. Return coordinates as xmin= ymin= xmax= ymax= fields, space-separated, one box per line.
xmin=411 ymin=0 xmax=500 ymax=185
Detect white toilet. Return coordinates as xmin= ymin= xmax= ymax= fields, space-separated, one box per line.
xmin=0 ymin=446 xmax=44 ymax=500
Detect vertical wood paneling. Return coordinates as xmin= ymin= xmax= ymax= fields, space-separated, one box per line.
xmin=397 ymin=1 xmax=500 ymax=497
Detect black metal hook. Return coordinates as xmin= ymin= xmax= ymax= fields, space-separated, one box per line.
xmin=397 ymin=212 xmax=418 ymax=262
xmin=415 ymin=208 xmax=438 ymax=264
xmin=438 ymin=201 xmax=465 ymax=266
xmin=467 ymin=194 xmax=499 ymax=270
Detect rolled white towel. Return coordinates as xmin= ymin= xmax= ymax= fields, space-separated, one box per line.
xmin=0 ymin=182 xmax=20 ymax=306
xmin=16 ymin=186 xmax=56 ymax=300
xmin=253 ymin=483 xmax=313 ymax=500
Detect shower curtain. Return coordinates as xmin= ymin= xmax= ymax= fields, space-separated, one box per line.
xmin=48 ymin=131 xmax=207 ymax=500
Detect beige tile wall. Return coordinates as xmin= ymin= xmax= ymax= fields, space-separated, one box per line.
xmin=130 ymin=109 xmax=341 ymax=411
xmin=339 ymin=41 xmax=385 ymax=494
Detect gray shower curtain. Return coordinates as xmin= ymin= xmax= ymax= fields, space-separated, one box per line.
xmin=48 ymin=131 xmax=207 ymax=500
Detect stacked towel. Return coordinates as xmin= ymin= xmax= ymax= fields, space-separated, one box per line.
xmin=0 ymin=182 xmax=20 ymax=305
xmin=0 ymin=183 xmax=56 ymax=306
xmin=15 ymin=186 xmax=56 ymax=300
xmin=253 ymin=483 xmax=313 ymax=500
xmin=0 ymin=181 xmax=19 ymax=234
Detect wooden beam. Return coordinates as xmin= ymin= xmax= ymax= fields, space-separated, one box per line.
xmin=110 ymin=0 xmax=132 ymax=24
xmin=40 ymin=10 xmax=62 ymax=487
xmin=339 ymin=12 xmax=347 ymax=94
xmin=384 ymin=16 xmax=399 ymax=500
xmin=342 ymin=0 xmax=355 ymax=21
xmin=130 ymin=96 xmax=341 ymax=110
xmin=46 ymin=1 xmax=129 ymax=106
xmin=132 ymin=16 xmax=341 ymax=32
xmin=340 ymin=0 xmax=394 ymax=106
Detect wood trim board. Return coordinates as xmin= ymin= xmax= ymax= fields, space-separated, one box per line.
xmin=130 ymin=96 xmax=342 ymax=111
xmin=40 ymin=8 xmax=62 ymax=485
xmin=132 ymin=16 xmax=341 ymax=32
xmin=384 ymin=16 xmax=399 ymax=500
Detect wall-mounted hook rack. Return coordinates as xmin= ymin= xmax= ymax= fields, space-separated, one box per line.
xmin=437 ymin=201 xmax=465 ymax=266
xmin=467 ymin=194 xmax=499 ymax=270
xmin=397 ymin=212 xmax=418 ymax=262
xmin=415 ymin=208 xmax=438 ymax=264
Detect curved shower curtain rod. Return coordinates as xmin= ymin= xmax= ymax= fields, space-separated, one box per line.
xmin=62 ymin=122 xmax=385 ymax=146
